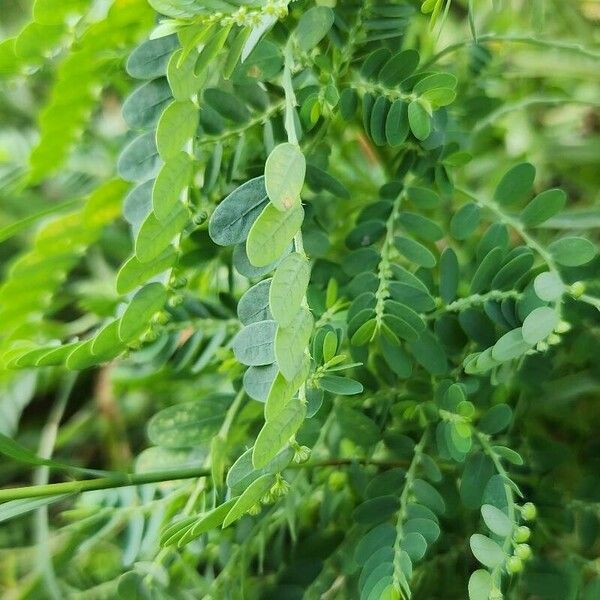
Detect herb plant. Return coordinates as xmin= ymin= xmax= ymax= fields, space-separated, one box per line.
xmin=0 ymin=1 xmax=599 ymax=599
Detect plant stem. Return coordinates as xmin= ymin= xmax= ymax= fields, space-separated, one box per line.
xmin=0 ymin=458 xmax=417 ymax=503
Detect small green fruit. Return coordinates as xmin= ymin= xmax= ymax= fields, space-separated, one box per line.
xmin=514 ymin=525 xmax=531 ymax=543
xmin=506 ymin=556 xmax=523 ymax=574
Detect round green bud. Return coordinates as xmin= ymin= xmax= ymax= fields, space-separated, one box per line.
xmin=555 ymin=320 xmax=571 ymax=334
xmin=169 ymin=276 xmax=187 ymax=289
xmin=193 ymin=211 xmax=208 ymax=226
xmin=515 ymin=544 xmax=532 ymax=561
xmin=506 ymin=556 xmax=523 ymax=574
xmin=514 ymin=525 xmax=531 ymax=543
xmin=547 ymin=333 xmax=561 ymax=346
xmin=536 ymin=341 xmax=549 ymax=353
xmin=167 ymin=294 xmax=184 ymax=308
xmin=152 ymin=311 xmax=170 ymax=325
xmin=328 ymin=471 xmax=347 ymax=490
xmin=569 ymin=281 xmax=585 ymax=298
xmin=247 ymin=503 xmax=262 ymax=515
xmin=521 ymin=502 xmax=537 ymax=521
xmin=293 ymin=445 xmax=311 ymax=464
xmin=489 ymin=589 xmax=503 ymax=600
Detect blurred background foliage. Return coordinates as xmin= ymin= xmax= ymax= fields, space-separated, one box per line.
xmin=0 ymin=1 xmax=599 ymax=599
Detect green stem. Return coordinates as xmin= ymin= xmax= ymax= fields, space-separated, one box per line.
xmin=0 ymin=458 xmax=419 ymax=503
xmin=374 ymin=191 xmax=404 ymax=332
xmin=392 ymin=429 xmax=429 ymax=592
xmin=456 ymin=187 xmax=558 ymax=272
xmin=0 ymin=467 xmax=211 ymax=502
xmin=425 ymin=290 xmax=522 ymax=320
xmin=421 ymin=33 xmax=600 ymax=70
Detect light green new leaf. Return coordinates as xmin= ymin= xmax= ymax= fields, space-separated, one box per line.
xmin=135 ymin=202 xmax=188 ymax=263
xmin=116 ymin=247 xmax=177 ymax=295
xmin=548 ymin=236 xmax=597 ymax=267
xmin=469 ymin=534 xmax=506 ymax=568
xmin=265 ymin=143 xmax=306 ymax=211
xmin=156 ymin=100 xmax=198 ymax=161
xmin=481 ymin=504 xmax=513 ymax=537
xmin=468 ymin=570 xmax=493 ymax=600
xmin=534 ymin=271 xmax=564 ymax=301
xmin=294 ymin=7 xmax=334 ymax=52
xmin=265 ymin=359 xmax=310 ymax=420
xmin=252 ymin=398 xmax=306 ymax=468
xmin=522 ymin=306 xmax=557 ymax=344
xmin=492 ymin=328 xmax=532 ymax=362
xmin=269 ymin=252 xmax=311 ymax=326
xmin=152 ymin=152 xmax=192 ymax=220
xmin=167 ymin=47 xmax=204 ymax=100
xmin=118 ymin=282 xmax=167 ymax=342
xmin=408 ymin=99 xmax=431 ymax=140
xmin=275 ymin=307 xmax=314 ymax=381
xmin=318 ymin=375 xmax=363 ymax=396
xmin=246 ymin=203 xmax=304 ymax=267
xmin=222 ymin=473 xmax=275 ymax=528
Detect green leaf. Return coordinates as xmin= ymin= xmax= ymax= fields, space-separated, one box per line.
xmin=548 ymin=236 xmax=597 ymax=267
xmin=246 ymin=203 xmax=304 ymax=267
xmin=294 ymin=6 xmax=334 ymax=52
xmin=470 ymin=247 xmax=504 ymax=294
xmin=0 ymin=495 xmax=69 ymax=524
xmin=238 ymin=279 xmax=272 ymax=325
xmin=135 ymin=202 xmax=188 ymax=263
xmin=152 ymin=152 xmax=192 ymax=221
xmin=412 ymin=479 xmax=445 ymax=514
xmin=385 ymin=100 xmax=409 ymax=147
xmin=318 ymin=375 xmax=363 ymax=395
xmin=126 ymin=34 xmax=178 ymax=79
xmin=469 ymin=533 xmax=506 ymax=568
xmin=394 ymin=236 xmax=436 ymax=268
xmin=408 ymin=99 xmax=431 ymax=140
xmin=522 ymin=306 xmax=558 ymax=344
xmin=468 ymin=570 xmax=493 ymax=600
xmin=116 ymin=247 xmax=177 ymax=295
xmin=156 ymin=100 xmax=198 ymax=161
xmin=479 ymin=404 xmax=512 ymax=435
xmin=439 ymin=248 xmax=459 ymax=303
xmin=118 ymin=132 xmax=161 ymax=182
xmin=264 ymin=143 xmax=306 ymax=211
xmin=275 ymin=307 xmax=314 ymax=380
xmin=269 ymin=252 xmax=311 ymax=326
xmin=227 ymin=447 xmax=293 ymax=497
xmin=369 ymin=96 xmax=390 ymax=146
xmin=118 ymin=283 xmax=167 ymax=342
xmin=243 ymin=363 xmax=278 ymax=402
xmin=91 ymin=320 xmax=124 ymax=359
xmin=222 ymin=473 xmax=275 ymax=527
xmin=209 ymin=176 xmax=268 ymax=246
xmin=379 ymin=49 xmax=419 ymax=86
xmin=460 ymin=452 xmax=495 ymax=508
xmin=534 ymin=271 xmax=564 ymax=301
xmin=493 ymin=162 xmax=535 ymax=206
xmin=520 ymin=188 xmax=566 ymax=227
xmin=122 ymin=78 xmax=172 ymax=130
xmin=491 ymin=251 xmax=534 ymax=290
xmin=232 ymin=320 xmax=277 ymax=366
xmin=204 ymin=88 xmax=250 ymax=123
xmin=451 ymin=203 xmax=480 ymax=240
xmin=147 ymin=394 xmax=230 ymax=448
xmin=481 ymin=504 xmax=513 ymax=536
xmin=252 ymin=398 xmax=306 ymax=468
xmin=492 ymin=328 xmax=532 ymax=362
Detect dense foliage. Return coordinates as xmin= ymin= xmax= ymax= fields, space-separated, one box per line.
xmin=0 ymin=1 xmax=599 ymax=599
